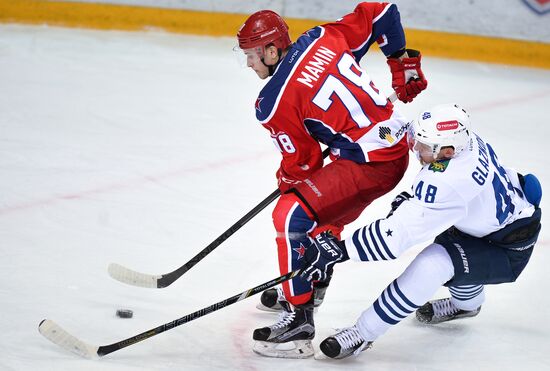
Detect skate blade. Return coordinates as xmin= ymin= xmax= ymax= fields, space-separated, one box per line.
xmin=256 ymin=303 xmax=319 ymax=314
xmin=255 ymin=303 xmax=282 ymax=313
xmin=314 ymin=350 xmax=329 ymax=360
xmin=253 ymin=340 xmax=314 ymax=359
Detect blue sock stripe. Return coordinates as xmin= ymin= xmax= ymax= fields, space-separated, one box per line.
xmin=386 ymin=282 xmax=415 ymax=314
xmin=352 ymin=229 xmax=370 ymax=261
xmin=450 ymin=287 xmax=484 ymax=300
xmin=449 ymin=290 xmax=483 ymax=299
xmin=375 ymin=220 xmax=396 ymax=259
xmin=449 ymin=285 xmax=483 ymax=296
xmin=451 ymin=293 xmax=481 ymax=301
xmin=449 ymin=284 xmax=483 ymax=292
xmin=373 ymin=299 xmax=399 ymax=325
xmin=393 ymin=280 xmax=421 ymax=308
xmin=458 ymin=285 xmax=483 ymax=290
xmin=379 ymin=290 xmax=409 ymax=319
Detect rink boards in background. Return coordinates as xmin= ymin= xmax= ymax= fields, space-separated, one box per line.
xmin=0 ymin=0 xmax=549 ymax=69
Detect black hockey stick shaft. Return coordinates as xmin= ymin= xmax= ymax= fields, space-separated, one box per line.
xmin=151 ymin=147 xmax=330 ymax=288
xmin=156 ymin=188 xmax=281 ymax=287
xmin=97 ymin=270 xmax=301 ymax=357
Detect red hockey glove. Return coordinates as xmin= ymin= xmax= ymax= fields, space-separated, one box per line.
xmin=276 ymin=169 xmax=301 ymax=193
xmin=387 ymin=49 xmax=428 ymax=103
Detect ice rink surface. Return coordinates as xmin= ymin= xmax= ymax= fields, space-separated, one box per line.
xmin=1 ymin=24 xmax=549 ymax=371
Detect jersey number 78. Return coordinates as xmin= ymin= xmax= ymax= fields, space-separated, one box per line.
xmin=312 ymin=53 xmax=388 ymax=128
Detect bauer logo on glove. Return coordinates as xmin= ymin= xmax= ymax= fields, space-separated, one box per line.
xmin=301 ymin=232 xmax=349 ymax=282
xmin=316 ymin=234 xmax=341 ymax=258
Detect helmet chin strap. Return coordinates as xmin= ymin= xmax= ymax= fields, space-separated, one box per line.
xmin=261 ymin=48 xmax=284 ymax=76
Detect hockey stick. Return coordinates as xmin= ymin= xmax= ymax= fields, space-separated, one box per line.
xmin=38 ymin=270 xmax=300 ymax=359
xmin=108 ymin=147 xmax=330 ymax=289
xmin=107 ymin=91 xmax=398 ymax=289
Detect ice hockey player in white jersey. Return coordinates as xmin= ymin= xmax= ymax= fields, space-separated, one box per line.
xmin=300 ymin=103 xmax=543 ymax=359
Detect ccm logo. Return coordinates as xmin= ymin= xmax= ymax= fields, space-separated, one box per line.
xmin=436 ymin=120 xmax=459 ymax=131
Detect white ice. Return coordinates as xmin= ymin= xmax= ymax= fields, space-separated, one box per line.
xmin=1 ymin=24 xmax=549 ymax=371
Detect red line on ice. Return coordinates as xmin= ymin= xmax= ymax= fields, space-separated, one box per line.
xmin=0 ymin=151 xmax=272 ymax=216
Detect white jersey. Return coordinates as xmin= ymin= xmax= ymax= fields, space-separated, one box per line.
xmin=345 ymin=132 xmax=536 ymax=262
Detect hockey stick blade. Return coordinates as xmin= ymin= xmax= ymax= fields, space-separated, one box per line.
xmin=38 ymin=319 xmax=100 ymax=359
xmin=107 ymin=187 xmax=284 ymax=288
xmin=39 ymin=270 xmax=300 ymax=358
xmin=108 ymin=263 xmax=162 ymax=288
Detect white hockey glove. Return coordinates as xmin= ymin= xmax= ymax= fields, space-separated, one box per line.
xmin=301 ymin=232 xmax=349 ymax=282
xmin=386 ymin=191 xmax=412 ymax=217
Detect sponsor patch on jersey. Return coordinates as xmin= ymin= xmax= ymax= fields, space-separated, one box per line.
xmin=379 ymin=126 xmax=395 ymax=143
xmin=429 ymin=159 xmax=450 ymax=172
xmin=436 ymin=120 xmax=459 ymax=131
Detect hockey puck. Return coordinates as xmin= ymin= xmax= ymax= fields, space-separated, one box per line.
xmin=116 ymin=309 xmax=133 ymax=318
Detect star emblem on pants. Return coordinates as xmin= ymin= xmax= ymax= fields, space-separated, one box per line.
xmin=293 ymin=243 xmax=306 ymax=259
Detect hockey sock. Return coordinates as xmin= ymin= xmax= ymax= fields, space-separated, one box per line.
xmin=355 ymin=243 xmax=454 ymax=341
xmin=449 ymin=285 xmax=485 ymax=311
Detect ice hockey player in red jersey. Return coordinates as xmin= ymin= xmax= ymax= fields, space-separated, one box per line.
xmin=235 ymin=2 xmax=427 ymax=358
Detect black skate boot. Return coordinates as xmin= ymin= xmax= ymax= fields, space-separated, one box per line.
xmin=319 ymin=326 xmax=372 ymax=359
xmin=257 ymin=281 xmax=329 ymax=312
xmin=253 ymin=297 xmax=315 ymax=358
xmin=416 ymin=297 xmax=481 ymax=324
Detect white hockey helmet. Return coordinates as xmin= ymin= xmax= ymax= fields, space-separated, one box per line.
xmin=408 ymin=103 xmax=471 ymax=161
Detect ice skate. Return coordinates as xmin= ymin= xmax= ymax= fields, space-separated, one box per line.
xmin=252 ymin=297 xmax=315 ymax=359
xmin=319 ymin=326 xmax=372 ymax=359
xmin=416 ymin=297 xmax=481 ymax=324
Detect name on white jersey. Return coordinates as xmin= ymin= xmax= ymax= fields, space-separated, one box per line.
xmin=296 ymin=46 xmax=337 ymax=88
xmin=472 ymin=134 xmax=490 ymax=186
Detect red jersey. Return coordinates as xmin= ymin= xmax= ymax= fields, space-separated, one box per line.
xmin=255 ymin=2 xmax=410 ymax=184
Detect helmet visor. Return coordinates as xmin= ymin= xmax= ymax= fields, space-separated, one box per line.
xmin=233 ymin=45 xmax=264 ymax=68
xmin=407 ymin=122 xmax=437 ymax=161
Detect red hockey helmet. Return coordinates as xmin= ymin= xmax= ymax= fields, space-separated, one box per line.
xmin=237 ymin=10 xmax=291 ymax=51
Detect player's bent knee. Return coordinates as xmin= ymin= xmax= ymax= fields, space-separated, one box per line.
xmin=413 ymin=244 xmax=455 ymax=284
xmin=272 ymin=193 xmax=315 ymax=233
